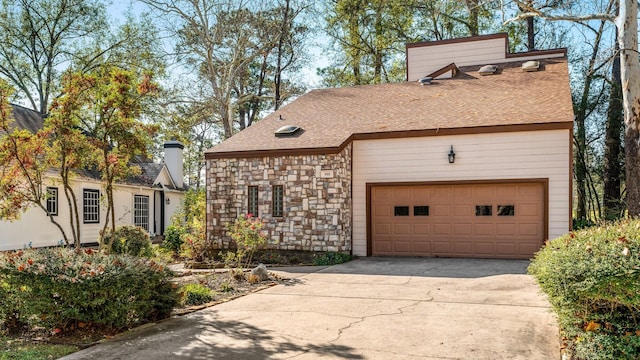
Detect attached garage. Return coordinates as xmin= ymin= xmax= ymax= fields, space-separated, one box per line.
xmin=368 ymin=181 xmax=547 ymax=259
xmin=205 ymin=33 xmax=574 ymax=258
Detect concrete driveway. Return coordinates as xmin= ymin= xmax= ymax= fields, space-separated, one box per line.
xmin=62 ymin=258 xmax=560 ymax=360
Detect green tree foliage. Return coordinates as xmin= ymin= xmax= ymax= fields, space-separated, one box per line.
xmin=321 ymin=0 xmax=415 ymax=86
xmin=142 ymin=0 xmax=310 ymax=139
xmin=58 ymin=66 xmax=159 ymax=238
xmin=45 ymin=67 xmax=159 ymax=245
xmin=0 ymin=0 xmax=163 ymax=115
xmin=510 ymin=0 xmax=640 ymax=218
xmin=0 ymin=80 xmax=72 ymax=244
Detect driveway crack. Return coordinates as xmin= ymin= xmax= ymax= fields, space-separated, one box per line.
xmin=326 ymin=301 xmax=421 ymax=344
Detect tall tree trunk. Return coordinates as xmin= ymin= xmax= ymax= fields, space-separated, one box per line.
xmin=465 ymin=0 xmax=479 ymax=36
xmin=617 ymin=0 xmax=640 ymax=217
xmin=603 ymin=43 xmax=624 ymax=219
xmin=274 ymin=0 xmax=290 ymax=110
xmin=574 ymin=18 xmax=606 ymax=221
xmin=526 ymin=16 xmax=535 ymax=50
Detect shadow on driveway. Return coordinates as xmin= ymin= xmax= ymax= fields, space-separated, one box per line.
xmin=273 ymin=257 xmax=529 ymax=278
xmin=62 ymin=310 xmax=363 ymax=360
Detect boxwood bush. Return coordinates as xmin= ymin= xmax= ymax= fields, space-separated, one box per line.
xmin=528 ymin=219 xmax=640 ymax=359
xmin=103 ymin=225 xmax=152 ymax=257
xmin=0 ymin=248 xmax=178 ymax=332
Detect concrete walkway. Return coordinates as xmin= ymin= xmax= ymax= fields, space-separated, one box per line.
xmin=61 ymin=258 xmax=560 ymax=360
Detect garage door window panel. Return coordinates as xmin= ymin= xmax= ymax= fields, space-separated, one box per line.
xmin=497 ymin=205 xmax=515 ymax=216
xmin=414 ymin=206 xmax=429 ymax=216
xmin=394 ymin=206 xmax=409 ymax=216
xmin=475 ymin=205 xmax=492 ymax=216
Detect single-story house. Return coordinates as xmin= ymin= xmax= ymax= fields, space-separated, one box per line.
xmin=205 ymin=33 xmax=574 ymax=259
xmin=0 ymin=105 xmax=187 ymax=251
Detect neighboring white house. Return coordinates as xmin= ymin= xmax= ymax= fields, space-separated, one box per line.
xmin=205 ymin=33 xmax=574 ymax=260
xmin=0 ymin=105 xmax=187 ymax=251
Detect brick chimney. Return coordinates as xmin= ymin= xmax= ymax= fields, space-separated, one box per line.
xmin=164 ymin=141 xmax=184 ymax=189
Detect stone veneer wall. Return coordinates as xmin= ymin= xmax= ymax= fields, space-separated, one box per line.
xmin=206 ymin=143 xmax=352 ymax=252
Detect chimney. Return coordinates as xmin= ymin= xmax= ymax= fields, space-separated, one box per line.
xmin=163 ymin=141 xmax=184 ymax=189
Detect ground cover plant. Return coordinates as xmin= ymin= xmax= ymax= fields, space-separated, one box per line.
xmin=0 ymin=335 xmax=78 ymax=360
xmin=529 ymin=219 xmax=640 ymax=359
xmin=312 ymin=252 xmax=353 ymax=266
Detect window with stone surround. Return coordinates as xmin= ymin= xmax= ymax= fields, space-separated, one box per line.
xmin=248 ymin=186 xmax=259 ymax=216
xmin=272 ymin=185 xmax=284 ymax=217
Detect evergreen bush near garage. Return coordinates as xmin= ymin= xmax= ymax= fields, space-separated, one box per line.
xmin=103 ymin=225 xmax=153 ymax=257
xmin=312 ymin=252 xmax=353 ymax=266
xmin=0 ymin=248 xmax=178 ymax=332
xmin=528 ymin=219 xmax=640 ymax=359
xmin=163 ymin=225 xmax=185 ymax=253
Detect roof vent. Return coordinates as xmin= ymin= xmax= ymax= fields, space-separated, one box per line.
xmin=522 ymin=61 xmax=540 ymax=72
xmin=275 ymin=125 xmax=301 ymax=137
xmin=419 ymin=77 xmax=433 ymax=85
xmin=478 ymin=64 xmax=498 ymax=76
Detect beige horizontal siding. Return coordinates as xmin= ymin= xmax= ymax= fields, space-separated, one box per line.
xmin=407 ymin=37 xmax=565 ymax=81
xmin=351 ymin=129 xmax=571 ymax=256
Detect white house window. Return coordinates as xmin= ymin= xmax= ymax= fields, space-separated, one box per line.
xmin=83 ymin=189 xmax=100 ymax=224
xmin=134 ymin=195 xmax=149 ymax=231
xmin=46 ymin=187 xmax=58 ymax=216
xmin=248 ymin=186 xmax=258 ymax=216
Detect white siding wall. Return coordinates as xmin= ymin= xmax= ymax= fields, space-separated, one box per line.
xmin=407 ymin=37 xmax=565 ymax=81
xmin=0 ymin=178 xmax=174 ymax=251
xmin=351 ymin=129 xmax=571 ymax=256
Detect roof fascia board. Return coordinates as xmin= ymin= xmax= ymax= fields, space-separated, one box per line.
xmin=205 ymin=122 xmax=573 ymax=159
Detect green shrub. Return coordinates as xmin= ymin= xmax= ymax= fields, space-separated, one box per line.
xmin=313 ymin=252 xmax=353 ymax=266
xmin=104 ymin=225 xmax=152 ymax=257
xmin=224 ymin=215 xmax=268 ymax=268
xmin=163 ymin=225 xmax=185 ymax=253
xmin=180 ymin=283 xmax=214 ymax=306
xmin=0 ymin=248 xmax=178 ymax=332
xmin=528 ymin=219 xmax=640 ymax=359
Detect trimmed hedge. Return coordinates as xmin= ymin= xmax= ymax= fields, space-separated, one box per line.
xmin=0 ymin=248 xmax=177 ymax=332
xmin=528 ymin=219 xmax=640 ymax=359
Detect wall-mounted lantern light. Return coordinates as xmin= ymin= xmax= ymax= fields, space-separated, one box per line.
xmin=166 ymin=197 xmax=171 ymax=205
xmin=448 ymin=145 xmax=456 ymax=164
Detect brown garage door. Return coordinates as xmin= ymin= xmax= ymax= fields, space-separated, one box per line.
xmin=371 ymin=182 xmax=545 ymax=259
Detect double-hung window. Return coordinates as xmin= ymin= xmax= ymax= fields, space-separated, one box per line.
xmin=83 ymin=189 xmax=100 ymax=224
xmin=46 ymin=187 xmax=58 ymax=216
xmin=134 ymin=195 xmax=150 ymax=231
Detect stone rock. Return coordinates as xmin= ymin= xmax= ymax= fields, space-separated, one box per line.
xmin=251 ymin=263 xmax=270 ymax=281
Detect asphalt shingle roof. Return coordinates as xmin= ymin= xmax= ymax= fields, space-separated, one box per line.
xmin=206 ymin=58 xmax=574 ymax=158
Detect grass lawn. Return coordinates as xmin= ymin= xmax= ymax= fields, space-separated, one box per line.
xmin=0 ymin=336 xmax=78 ymax=360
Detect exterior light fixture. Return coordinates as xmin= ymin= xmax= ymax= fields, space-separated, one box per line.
xmin=166 ymin=197 xmax=170 ymax=205
xmin=448 ymin=145 xmax=456 ymax=164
